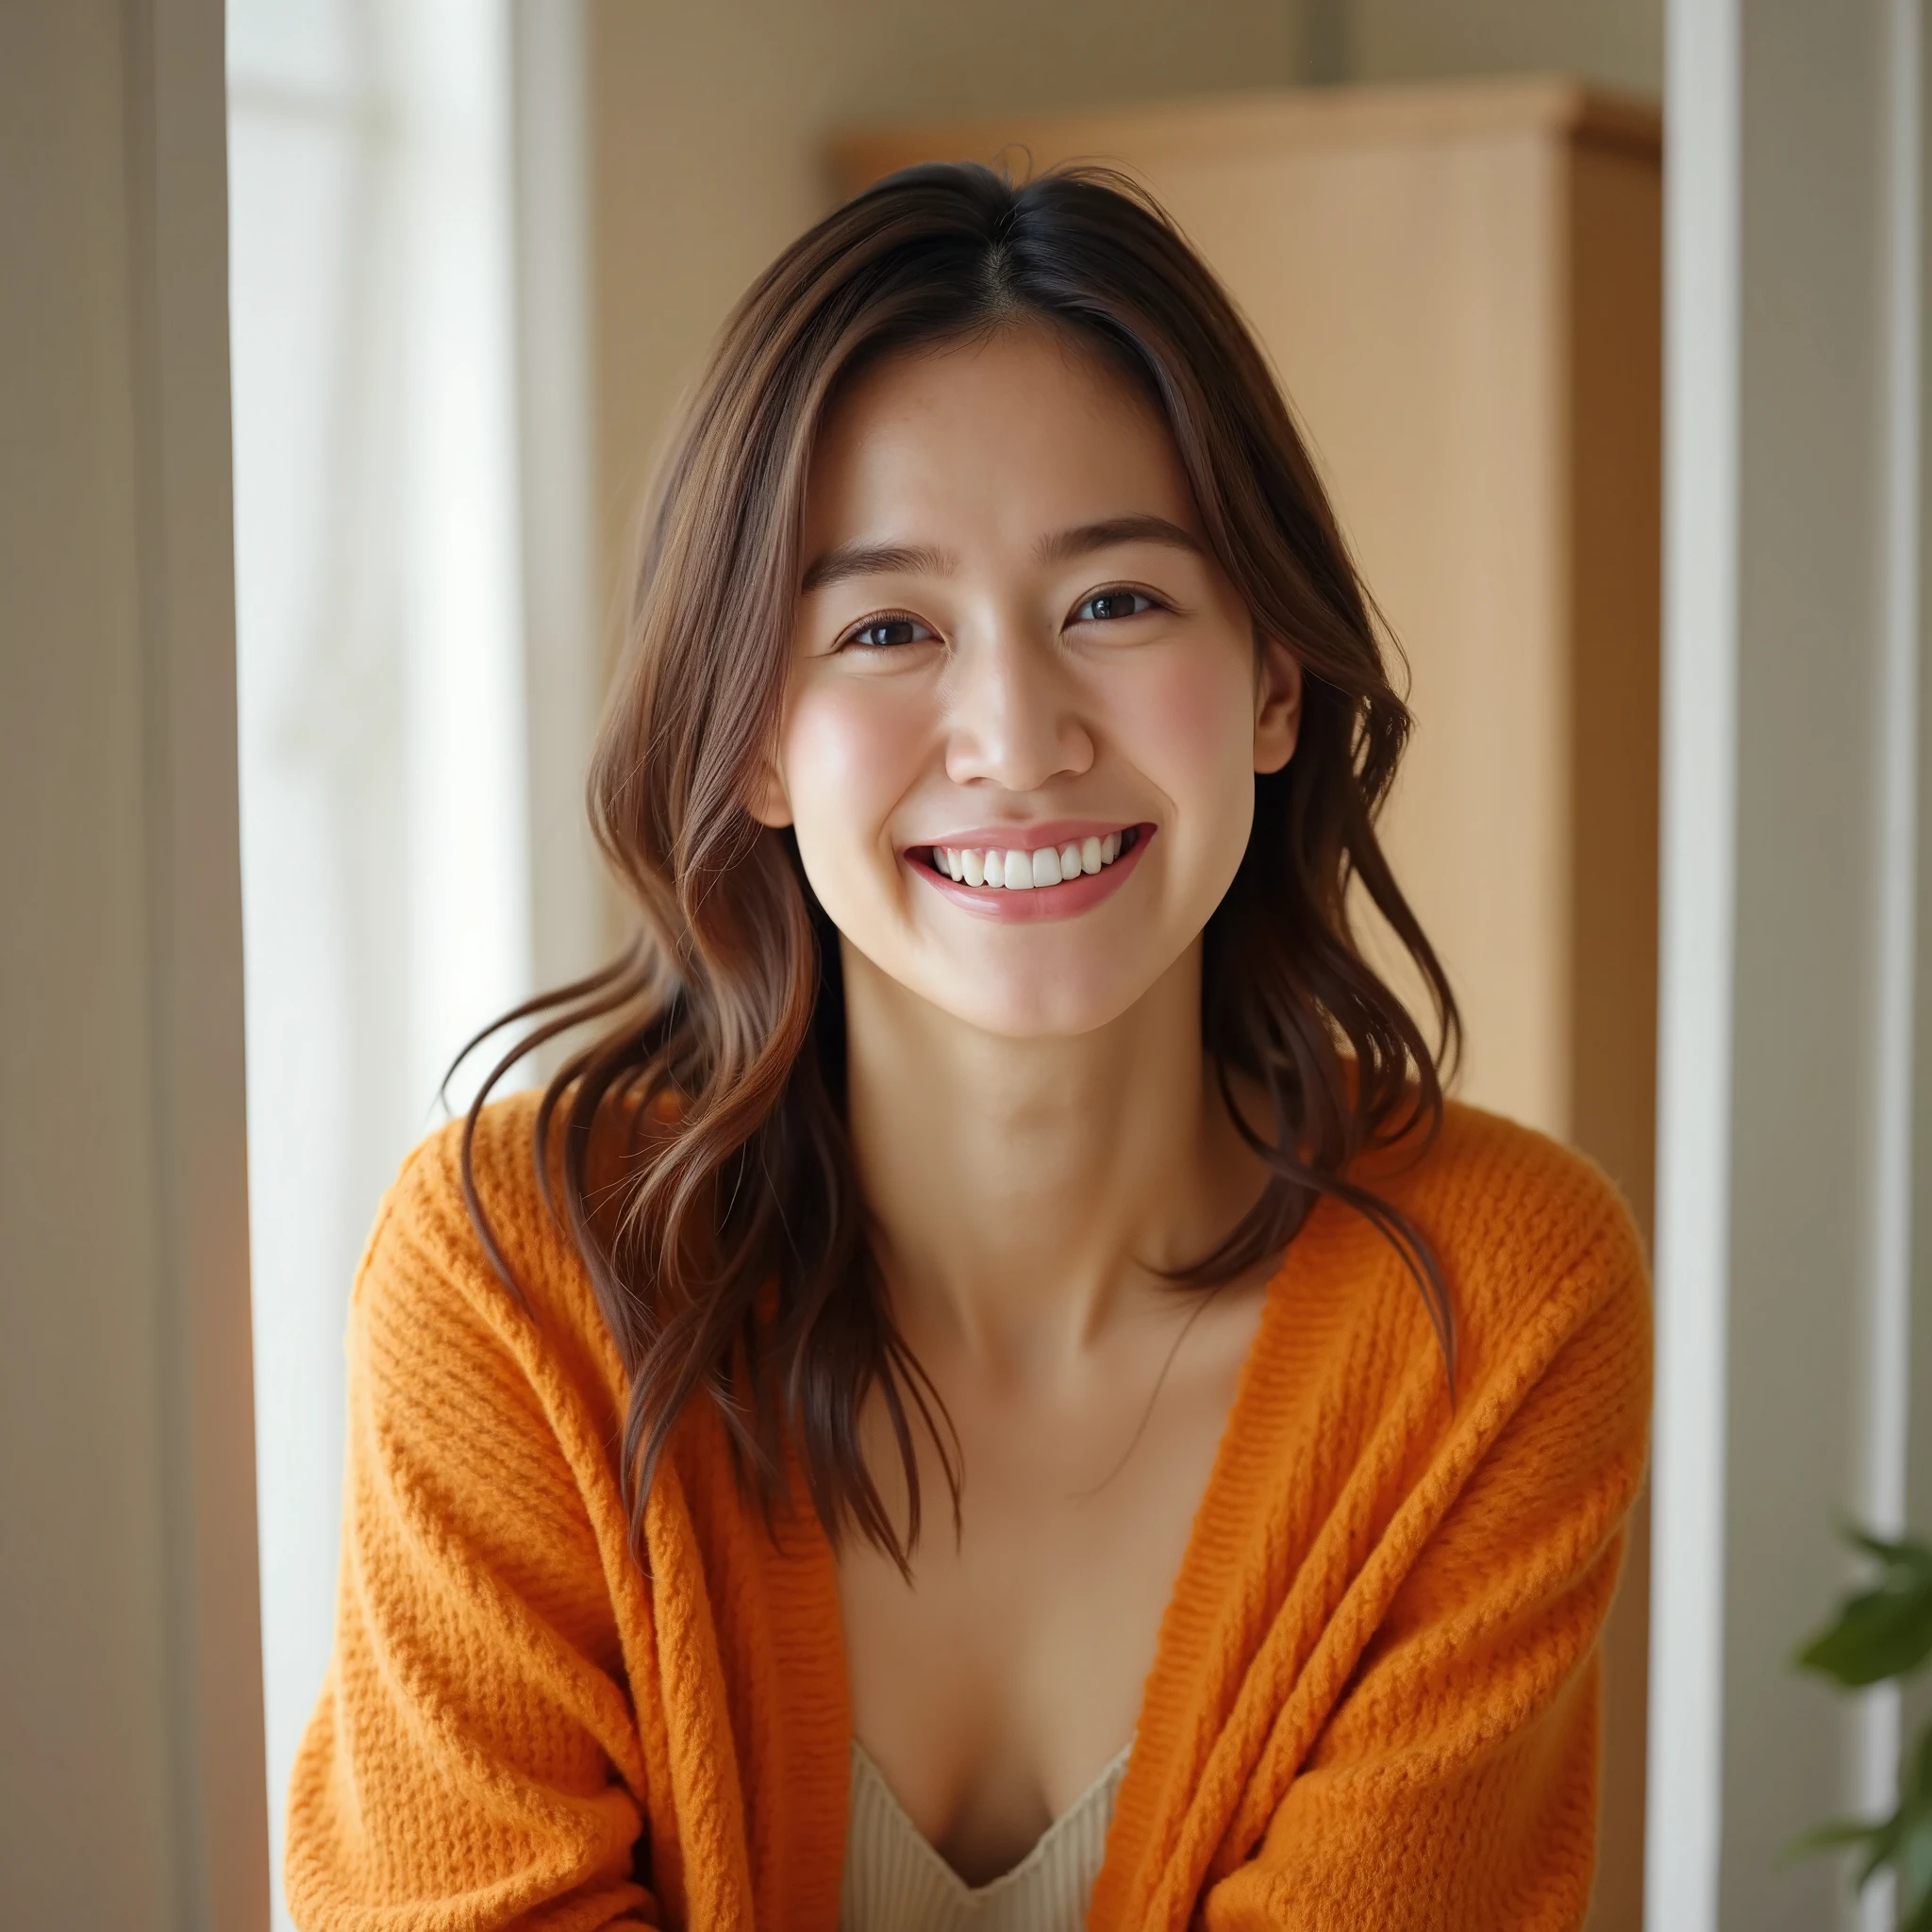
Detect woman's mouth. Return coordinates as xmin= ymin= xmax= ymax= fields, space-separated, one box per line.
xmin=906 ymin=824 xmax=1152 ymax=922
xmin=926 ymin=826 xmax=1137 ymax=890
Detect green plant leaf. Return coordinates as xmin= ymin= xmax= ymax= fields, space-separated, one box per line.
xmin=1785 ymin=1798 xmax=1910 ymax=1879
xmin=1794 ymin=1528 xmax=1932 ymax=1687
xmin=1788 ymin=1817 xmax=1889 ymax=1855
xmin=1898 ymin=1730 xmax=1932 ymax=1913
xmin=1863 ymin=1811 xmax=1907 ymax=1890
xmin=1904 ymin=1821 xmax=1932 ymax=1920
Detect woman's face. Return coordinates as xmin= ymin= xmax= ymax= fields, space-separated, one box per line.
xmin=754 ymin=325 xmax=1301 ymax=1039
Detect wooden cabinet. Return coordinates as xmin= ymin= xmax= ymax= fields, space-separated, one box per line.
xmin=835 ymin=78 xmax=1660 ymax=1931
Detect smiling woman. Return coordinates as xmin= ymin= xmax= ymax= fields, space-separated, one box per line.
xmin=283 ymin=165 xmax=1650 ymax=1932
xmin=765 ymin=327 xmax=1302 ymax=1033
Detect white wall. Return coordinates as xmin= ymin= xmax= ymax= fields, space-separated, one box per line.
xmin=0 ymin=2 xmax=266 ymax=1925
xmin=225 ymin=3 xmax=555 ymax=1922
xmin=513 ymin=0 xmax=608 ymax=994
xmin=1650 ymin=3 xmax=1928 ymax=1928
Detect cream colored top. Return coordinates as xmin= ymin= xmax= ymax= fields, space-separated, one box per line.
xmin=839 ymin=1742 xmax=1132 ymax=1932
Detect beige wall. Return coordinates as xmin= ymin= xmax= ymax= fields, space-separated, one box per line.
xmin=0 ymin=2 xmax=265 ymax=1926
xmin=585 ymin=0 xmax=1309 ymax=618
xmin=585 ymin=0 xmax=1660 ymax=630
xmin=1340 ymin=0 xmax=1662 ymax=97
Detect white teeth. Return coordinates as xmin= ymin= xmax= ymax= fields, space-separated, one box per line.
xmin=927 ymin=831 xmax=1132 ymax=890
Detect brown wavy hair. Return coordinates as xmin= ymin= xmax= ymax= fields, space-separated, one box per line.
xmin=460 ymin=160 xmax=1458 ymax=1567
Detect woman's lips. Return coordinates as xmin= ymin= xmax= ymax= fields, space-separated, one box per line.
xmin=908 ymin=824 xmax=1154 ymax=923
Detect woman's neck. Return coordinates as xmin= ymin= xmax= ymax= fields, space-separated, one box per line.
xmin=840 ymin=936 xmax=1265 ymax=1372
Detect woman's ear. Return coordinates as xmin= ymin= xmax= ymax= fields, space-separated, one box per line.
xmin=1254 ymin=636 xmax=1303 ymax=775
xmin=745 ymin=756 xmax=793 ymax=829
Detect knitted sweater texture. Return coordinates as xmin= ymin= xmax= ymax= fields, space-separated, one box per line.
xmin=285 ymin=1092 xmax=1651 ymax=1932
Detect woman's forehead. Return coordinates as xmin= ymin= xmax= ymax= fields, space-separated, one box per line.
xmin=801 ymin=325 xmax=1194 ymax=552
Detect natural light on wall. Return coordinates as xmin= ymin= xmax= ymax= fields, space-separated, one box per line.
xmin=225 ymin=1 xmax=532 ymax=1917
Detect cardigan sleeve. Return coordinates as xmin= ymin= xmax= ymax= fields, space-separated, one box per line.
xmin=283 ymin=1141 xmax=659 ymax=1932
xmin=1203 ymin=1192 xmax=1652 ymax=1932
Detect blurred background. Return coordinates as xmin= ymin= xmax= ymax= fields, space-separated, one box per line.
xmin=10 ymin=3 xmax=1932 ymax=1931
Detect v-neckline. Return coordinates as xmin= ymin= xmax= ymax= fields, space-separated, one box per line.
xmin=791 ymin=1196 xmax=1355 ymax=1927
xmin=846 ymin=1735 xmax=1134 ymax=1902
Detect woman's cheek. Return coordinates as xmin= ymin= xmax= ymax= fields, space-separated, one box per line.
xmin=1118 ymin=643 xmax=1257 ymax=823
xmin=781 ymin=675 xmax=926 ymax=863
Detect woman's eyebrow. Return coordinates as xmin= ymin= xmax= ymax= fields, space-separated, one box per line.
xmin=1035 ymin=514 xmax=1205 ymax=564
xmin=800 ymin=516 xmax=1203 ymax=591
xmin=799 ymin=540 xmax=955 ymax=592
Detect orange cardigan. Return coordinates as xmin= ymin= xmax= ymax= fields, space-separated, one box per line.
xmin=286 ymin=1093 xmax=1650 ymax=1932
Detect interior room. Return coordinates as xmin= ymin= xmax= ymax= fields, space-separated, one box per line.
xmin=4 ymin=4 xmax=1925 ymax=1930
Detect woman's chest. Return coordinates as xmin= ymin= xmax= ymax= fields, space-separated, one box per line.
xmin=834 ymin=1322 xmax=1253 ymax=1887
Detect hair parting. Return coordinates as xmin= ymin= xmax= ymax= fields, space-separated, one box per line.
xmin=457 ymin=160 xmax=1460 ymax=1572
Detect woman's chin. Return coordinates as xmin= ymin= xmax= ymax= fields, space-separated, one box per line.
xmin=908 ymin=967 xmax=1159 ymax=1042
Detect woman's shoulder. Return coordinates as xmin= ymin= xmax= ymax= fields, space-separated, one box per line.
xmin=361 ymin=1088 xmax=549 ymax=1283
xmin=350 ymin=1088 xmax=621 ymax=1393
xmin=1394 ymin=1097 xmax=1642 ymax=1249
xmin=1349 ymin=1096 xmax=1651 ymax=1388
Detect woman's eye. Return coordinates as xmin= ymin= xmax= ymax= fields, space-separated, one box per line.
xmin=843 ymin=614 xmax=934 ymax=651
xmin=1074 ymin=589 xmax=1158 ymax=624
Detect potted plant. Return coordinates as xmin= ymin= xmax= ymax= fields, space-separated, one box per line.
xmin=1795 ymin=1531 xmax=1932 ymax=1926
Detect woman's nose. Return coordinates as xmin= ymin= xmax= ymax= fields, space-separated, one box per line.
xmin=940 ymin=620 xmax=1095 ymax=793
